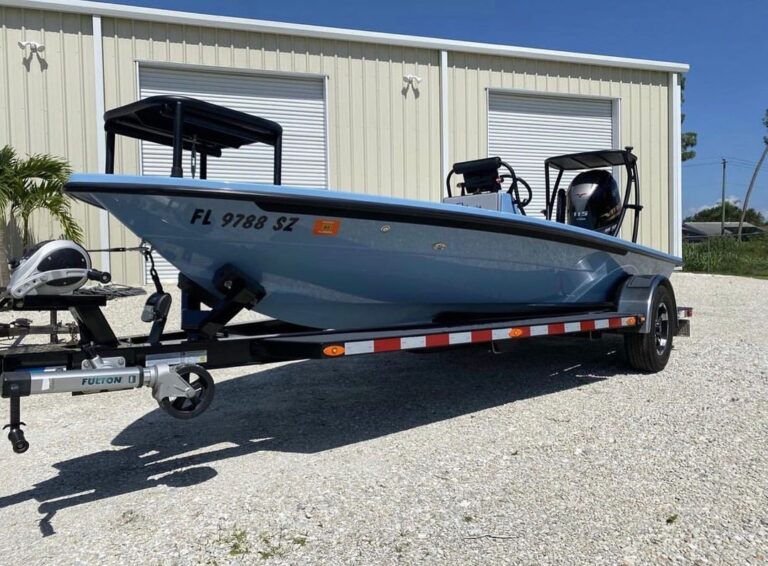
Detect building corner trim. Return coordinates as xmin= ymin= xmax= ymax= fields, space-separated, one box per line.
xmin=669 ymin=73 xmax=683 ymax=257
xmin=440 ymin=50 xmax=449 ymax=198
xmin=92 ymin=14 xmax=110 ymax=272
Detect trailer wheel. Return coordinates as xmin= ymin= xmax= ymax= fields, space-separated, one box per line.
xmin=624 ymin=285 xmax=677 ymax=373
xmin=159 ymin=364 xmax=215 ymax=420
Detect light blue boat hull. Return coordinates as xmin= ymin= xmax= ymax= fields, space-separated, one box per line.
xmin=67 ymin=175 xmax=681 ymax=330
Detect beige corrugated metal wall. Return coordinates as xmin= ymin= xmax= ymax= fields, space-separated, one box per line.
xmin=101 ymin=17 xmax=442 ymax=283
xmin=448 ymin=53 xmax=670 ymax=251
xmin=0 ymin=6 xmax=103 ymax=265
xmin=1 ymin=6 xmax=675 ymax=284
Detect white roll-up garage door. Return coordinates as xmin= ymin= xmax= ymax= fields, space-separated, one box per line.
xmin=488 ymin=92 xmax=614 ymax=218
xmin=138 ymin=65 xmax=328 ymax=281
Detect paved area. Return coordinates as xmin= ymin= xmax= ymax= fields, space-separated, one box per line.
xmin=0 ymin=273 xmax=766 ymax=564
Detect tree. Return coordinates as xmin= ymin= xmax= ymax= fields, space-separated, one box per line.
xmin=738 ymin=108 xmax=768 ymax=239
xmin=680 ymin=75 xmax=697 ymax=162
xmin=685 ymin=201 xmax=765 ymax=225
xmin=0 ymin=145 xmax=83 ymax=284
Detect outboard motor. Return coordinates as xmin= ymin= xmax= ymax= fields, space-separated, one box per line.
xmin=6 ymin=240 xmax=110 ymax=299
xmin=567 ymin=170 xmax=622 ymax=235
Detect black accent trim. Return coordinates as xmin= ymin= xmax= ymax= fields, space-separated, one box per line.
xmin=2 ymin=371 xmax=32 ymax=398
xmin=104 ymin=95 xmax=282 ymax=184
xmin=61 ymin=182 xmax=683 ymax=260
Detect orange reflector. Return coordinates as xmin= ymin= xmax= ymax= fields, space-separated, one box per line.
xmin=313 ymin=219 xmax=341 ymax=236
xmin=509 ymin=328 xmax=524 ymax=338
xmin=323 ymin=345 xmax=345 ymax=357
xmin=626 ymin=317 xmax=637 ymax=326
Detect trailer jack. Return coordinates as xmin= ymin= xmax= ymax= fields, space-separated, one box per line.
xmin=1 ymin=360 xmax=214 ymax=453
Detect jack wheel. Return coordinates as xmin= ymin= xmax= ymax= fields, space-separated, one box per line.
xmin=159 ymin=364 xmax=215 ymax=420
xmin=624 ymin=284 xmax=677 ymax=373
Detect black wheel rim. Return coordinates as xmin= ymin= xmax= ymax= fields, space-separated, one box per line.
xmin=162 ymin=366 xmax=214 ymax=418
xmin=170 ymin=379 xmax=204 ymax=411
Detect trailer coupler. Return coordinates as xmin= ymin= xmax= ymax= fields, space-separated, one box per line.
xmin=1 ymin=361 xmax=214 ymax=454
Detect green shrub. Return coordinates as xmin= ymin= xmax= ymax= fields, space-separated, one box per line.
xmin=683 ymin=235 xmax=768 ymax=278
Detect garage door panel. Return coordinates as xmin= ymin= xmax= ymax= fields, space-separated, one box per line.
xmin=488 ymin=93 xmax=614 ymax=218
xmin=139 ymin=66 xmax=328 ymax=280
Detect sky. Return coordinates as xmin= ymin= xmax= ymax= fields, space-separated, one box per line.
xmin=97 ymin=0 xmax=768 ymax=218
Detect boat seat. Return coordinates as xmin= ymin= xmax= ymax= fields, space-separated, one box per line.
xmin=452 ymin=157 xmax=503 ymax=194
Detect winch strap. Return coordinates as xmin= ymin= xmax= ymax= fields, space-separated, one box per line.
xmin=144 ymin=249 xmax=164 ymax=295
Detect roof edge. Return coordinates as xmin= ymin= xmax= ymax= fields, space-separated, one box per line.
xmin=2 ymin=0 xmax=690 ymax=73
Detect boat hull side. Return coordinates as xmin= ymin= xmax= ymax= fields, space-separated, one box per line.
xmin=68 ymin=181 xmax=678 ymax=330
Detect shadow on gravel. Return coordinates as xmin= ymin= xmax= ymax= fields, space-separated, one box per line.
xmin=2 ymin=335 xmax=629 ymax=536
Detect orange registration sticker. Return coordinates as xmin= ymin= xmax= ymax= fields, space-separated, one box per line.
xmin=313 ymin=219 xmax=341 ymax=236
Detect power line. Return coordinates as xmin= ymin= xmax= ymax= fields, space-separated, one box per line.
xmin=684 ymin=186 xmax=764 ymax=192
xmin=683 ymin=156 xmax=763 ymax=168
xmin=724 ymin=156 xmax=760 ymax=165
xmin=683 ymin=161 xmax=722 ymax=168
xmin=728 ymin=163 xmax=760 ymax=170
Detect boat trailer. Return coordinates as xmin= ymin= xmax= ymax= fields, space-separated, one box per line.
xmin=0 ymin=269 xmax=691 ymax=455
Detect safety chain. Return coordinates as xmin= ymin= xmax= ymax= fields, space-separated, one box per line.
xmin=87 ymin=244 xmax=164 ymax=294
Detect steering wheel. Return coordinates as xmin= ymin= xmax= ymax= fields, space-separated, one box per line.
xmin=498 ymin=161 xmax=533 ymax=214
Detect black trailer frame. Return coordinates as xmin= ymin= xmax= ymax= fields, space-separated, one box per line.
xmin=0 ymin=272 xmax=692 ymax=455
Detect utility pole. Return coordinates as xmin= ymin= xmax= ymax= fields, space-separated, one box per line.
xmin=721 ymin=158 xmax=727 ymax=235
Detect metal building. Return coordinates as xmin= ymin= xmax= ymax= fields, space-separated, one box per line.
xmin=0 ymin=0 xmax=688 ymax=284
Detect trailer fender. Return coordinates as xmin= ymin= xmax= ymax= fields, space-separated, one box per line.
xmin=616 ymin=275 xmax=676 ymax=334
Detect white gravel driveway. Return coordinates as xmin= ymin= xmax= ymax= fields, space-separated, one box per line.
xmin=0 ymin=272 xmax=766 ymax=564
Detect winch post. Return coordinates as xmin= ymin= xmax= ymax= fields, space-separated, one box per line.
xmin=69 ymin=305 xmax=118 ymax=346
xmin=49 ymin=311 xmax=58 ymax=344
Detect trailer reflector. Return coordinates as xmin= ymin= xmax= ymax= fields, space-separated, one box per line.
xmin=400 ymin=336 xmax=427 ymax=349
xmin=373 ymin=338 xmax=401 ymax=352
xmin=471 ymin=329 xmax=492 ymax=342
xmin=338 ymin=315 xmax=643 ymax=357
xmin=323 ymin=345 xmax=345 ymax=357
xmin=425 ymin=334 xmax=450 ymax=347
xmin=548 ymin=323 xmax=566 ymax=335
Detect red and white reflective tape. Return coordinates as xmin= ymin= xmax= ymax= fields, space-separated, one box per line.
xmin=677 ymin=306 xmax=693 ymax=318
xmin=338 ymin=316 xmax=640 ymax=357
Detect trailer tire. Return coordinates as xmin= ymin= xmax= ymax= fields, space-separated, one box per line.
xmin=624 ymin=284 xmax=676 ymax=373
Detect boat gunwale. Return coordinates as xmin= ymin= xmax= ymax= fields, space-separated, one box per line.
xmin=66 ymin=177 xmax=682 ymax=265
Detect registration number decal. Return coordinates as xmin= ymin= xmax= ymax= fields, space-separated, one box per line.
xmin=190 ymin=209 xmax=299 ymax=232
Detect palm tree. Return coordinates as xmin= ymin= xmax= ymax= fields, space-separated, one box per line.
xmin=0 ymin=145 xmax=83 ymax=285
xmin=738 ymin=109 xmax=768 ymax=240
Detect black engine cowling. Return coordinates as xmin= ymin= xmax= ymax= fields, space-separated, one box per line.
xmin=567 ymin=170 xmax=622 ymax=234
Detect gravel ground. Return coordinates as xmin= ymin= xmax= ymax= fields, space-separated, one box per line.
xmin=0 ymin=272 xmax=766 ymax=565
